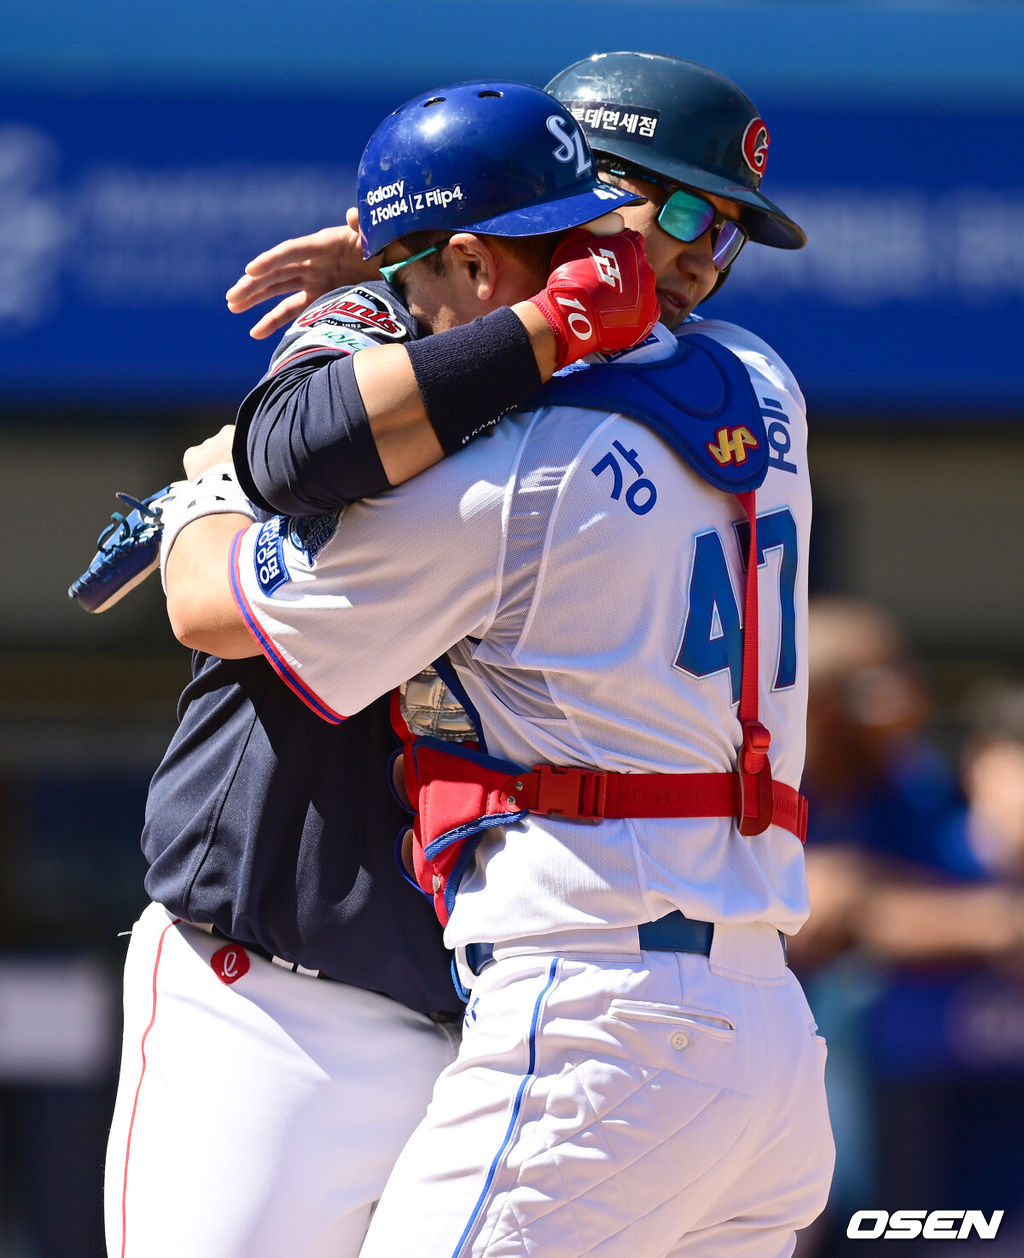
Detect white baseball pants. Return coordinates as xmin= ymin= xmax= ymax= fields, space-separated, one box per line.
xmin=104 ymin=902 xmax=459 ymax=1258
xmin=358 ymin=922 xmax=834 ymax=1258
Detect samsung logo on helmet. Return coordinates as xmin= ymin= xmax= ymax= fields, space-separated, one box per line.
xmin=365 ymin=180 xmax=406 ymax=206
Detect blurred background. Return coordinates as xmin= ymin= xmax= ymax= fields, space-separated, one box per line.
xmin=2 ymin=1 xmax=1023 ymax=1254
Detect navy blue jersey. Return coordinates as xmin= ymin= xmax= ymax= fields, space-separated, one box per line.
xmin=143 ymin=652 xmax=460 ymax=1016
xmin=142 ymin=283 xmax=461 ymax=1017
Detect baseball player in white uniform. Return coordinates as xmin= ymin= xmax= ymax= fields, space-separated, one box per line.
xmin=165 ymin=70 xmax=833 ymax=1257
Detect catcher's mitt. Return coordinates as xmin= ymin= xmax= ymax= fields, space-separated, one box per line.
xmin=68 ymin=484 xmax=179 ymax=613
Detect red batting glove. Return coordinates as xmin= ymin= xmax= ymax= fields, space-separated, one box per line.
xmin=528 ymin=228 xmax=659 ymax=369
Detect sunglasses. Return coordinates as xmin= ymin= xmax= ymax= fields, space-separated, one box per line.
xmin=608 ymin=166 xmax=748 ymax=271
xmin=379 ymin=240 xmax=449 ymax=285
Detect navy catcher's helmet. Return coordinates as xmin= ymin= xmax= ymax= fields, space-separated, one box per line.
xmin=358 ymin=80 xmax=643 ymax=258
xmin=546 ymin=52 xmax=805 ymax=250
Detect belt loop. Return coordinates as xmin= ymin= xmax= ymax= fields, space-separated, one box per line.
xmin=708 ymin=921 xmax=788 ymax=981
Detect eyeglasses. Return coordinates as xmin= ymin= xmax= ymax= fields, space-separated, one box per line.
xmin=607 ymin=166 xmax=748 ymax=271
xmin=658 ymin=188 xmax=748 ymax=270
xmin=379 ymin=240 xmax=449 ymax=285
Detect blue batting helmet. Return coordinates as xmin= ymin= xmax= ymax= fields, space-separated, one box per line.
xmin=358 ymin=80 xmax=643 ymax=258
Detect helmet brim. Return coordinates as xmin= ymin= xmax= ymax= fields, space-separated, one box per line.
xmin=460 ymin=180 xmax=644 ymax=239
xmin=676 ymin=164 xmax=805 ymax=250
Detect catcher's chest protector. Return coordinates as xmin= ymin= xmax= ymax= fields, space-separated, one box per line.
xmin=401 ymin=338 xmax=807 ymax=927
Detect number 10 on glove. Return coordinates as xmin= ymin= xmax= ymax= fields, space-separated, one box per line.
xmin=528 ymin=228 xmax=659 ymax=369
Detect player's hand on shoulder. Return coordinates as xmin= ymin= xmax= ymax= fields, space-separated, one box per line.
xmin=528 ymin=226 xmax=659 ymax=367
xmin=183 ymin=424 xmax=236 ymax=480
xmin=226 ymin=208 xmax=381 ymax=340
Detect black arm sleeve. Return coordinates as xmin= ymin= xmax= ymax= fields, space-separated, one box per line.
xmin=234 ymin=354 xmax=388 ymax=515
xmin=405 ymin=305 xmax=542 ymax=456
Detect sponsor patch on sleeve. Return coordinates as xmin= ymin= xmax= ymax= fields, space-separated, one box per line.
xmin=253 ymin=516 xmax=291 ymax=596
xmin=251 ymin=512 xmax=340 ymax=597
xmin=276 ymin=325 xmax=376 ymax=365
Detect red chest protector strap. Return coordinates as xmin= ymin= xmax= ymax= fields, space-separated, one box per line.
xmin=393 ymin=490 xmax=808 ymax=928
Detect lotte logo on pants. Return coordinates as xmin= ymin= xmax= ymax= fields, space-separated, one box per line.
xmin=211 ymin=945 xmax=250 ymax=985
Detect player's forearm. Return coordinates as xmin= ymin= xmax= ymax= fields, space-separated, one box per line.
xmin=164 ymin=515 xmax=260 ymax=659
xmin=512 ymin=300 xmax=560 ymax=376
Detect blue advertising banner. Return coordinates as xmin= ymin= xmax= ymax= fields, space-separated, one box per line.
xmin=0 ymin=89 xmax=388 ymax=405
xmin=1 ymin=89 xmax=1022 ymax=415
xmin=712 ymin=104 xmax=1024 ymax=415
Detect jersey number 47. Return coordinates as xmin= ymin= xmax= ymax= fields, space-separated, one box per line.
xmin=675 ymin=507 xmax=798 ymax=703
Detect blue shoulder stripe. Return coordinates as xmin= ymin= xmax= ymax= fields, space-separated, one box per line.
xmin=541 ymin=333 xmax=768 ymax=493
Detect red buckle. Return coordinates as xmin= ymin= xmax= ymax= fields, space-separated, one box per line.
xmin=795 ymin=792 xmax=809 ymax=844
xmin=740 ymin=720 xmax=771 ymax=774
xmin=737 ymin=760 xmax=774 ymax=836
xmin=737 ymin=720 xmax=774 ymax=836
xmin=506 ymin=764 xmax=609 ymax=820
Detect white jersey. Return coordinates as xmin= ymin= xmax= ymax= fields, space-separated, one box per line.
xmin=232 ymin=321 xmax=812 ymax=945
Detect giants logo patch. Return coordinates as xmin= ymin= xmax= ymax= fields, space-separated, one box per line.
xmin=744 ymin=118 xmax=769 ymax=178
xmin=741 ymin=118 xmax=770 ymax=177
xmin=297 ymin=286 xmax=408 ymax=340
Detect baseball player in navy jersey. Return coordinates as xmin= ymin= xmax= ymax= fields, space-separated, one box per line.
xmin=165 ymin=68 xmax=833 ymax=1258
xmin=95 ymin=88 xmax=657 ymax=1258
